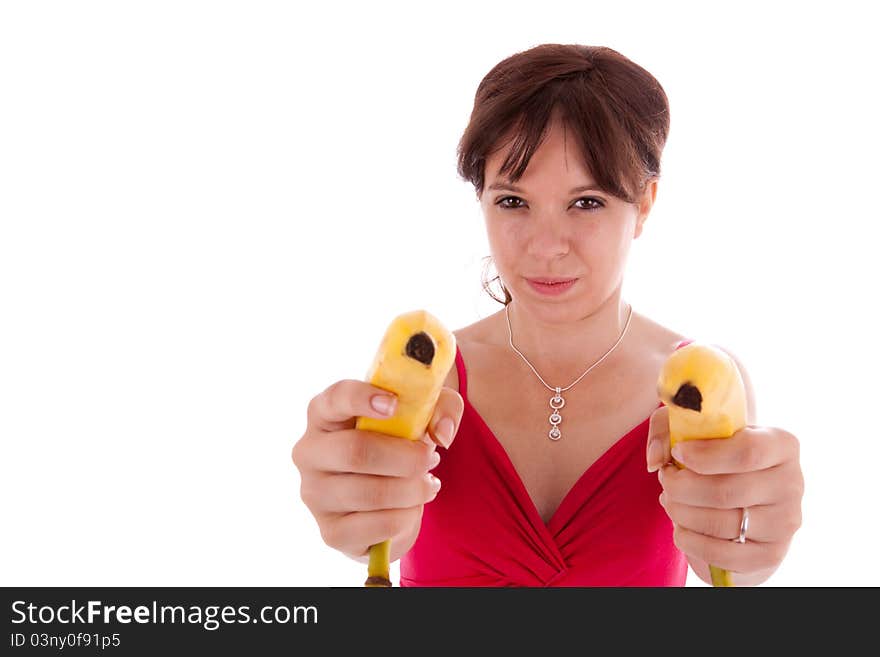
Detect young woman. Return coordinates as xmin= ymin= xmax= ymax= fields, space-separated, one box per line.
xmin=292 ymin=43 xmax=804 ymax=586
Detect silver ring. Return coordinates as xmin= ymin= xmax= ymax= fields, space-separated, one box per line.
xmin=732 ymin=507 xmax=750 ymax=544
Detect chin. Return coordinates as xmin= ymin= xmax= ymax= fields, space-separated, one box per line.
xmin=514 ymin=291 xmax=589 ymax=320
xmin=514 ymin=281 xmax=618 ymax=320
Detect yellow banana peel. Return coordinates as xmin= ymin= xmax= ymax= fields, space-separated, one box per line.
xmin=355 ymin=309 xmax=456 ymax=587
xmin=656 ymin=342 xmax=748 ymax=587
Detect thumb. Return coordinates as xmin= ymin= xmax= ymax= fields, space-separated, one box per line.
xmin=425 ymin=387 xmax=465 ymax=449
xmin=646 ymin=405 xmax=671 ymax=473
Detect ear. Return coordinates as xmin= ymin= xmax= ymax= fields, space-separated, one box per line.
xmin=633 ymin=179 xmax=658 ymax=239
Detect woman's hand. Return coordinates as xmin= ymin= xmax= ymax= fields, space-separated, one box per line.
xmin=647 ymin=406 xmax=804 ymax=586
xmin=291 ymin=379 xmax=464 ymax=564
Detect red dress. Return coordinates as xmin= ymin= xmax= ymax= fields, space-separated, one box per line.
xmin=399 ymin=339 xmax=693 ymax=587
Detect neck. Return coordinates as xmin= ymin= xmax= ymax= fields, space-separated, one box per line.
xmin=503 ymin=289 xmax=632 ymax=384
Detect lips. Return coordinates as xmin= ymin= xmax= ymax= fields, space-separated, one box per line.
xmin=525 ymin=277 xmax=578 ymax=296
xmin=527 ymin=278 xmax=577 ymax=285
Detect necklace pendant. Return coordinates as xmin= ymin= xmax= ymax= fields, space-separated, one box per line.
xmin=548 ymin=386 xmax=564 ymax=441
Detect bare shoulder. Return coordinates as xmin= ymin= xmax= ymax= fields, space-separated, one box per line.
xmin=442 ymin=314 xmax=499 ymax=395
xmin=633 ymin=312 xmax=690 ymax=357
xmin=632 ymin=313 xmax=752 ymax=382
xmin=601 ymin=311 xmax=690 ymax=384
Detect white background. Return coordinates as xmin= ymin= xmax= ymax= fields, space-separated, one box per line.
xmin=2 ymin=1 xmax=877 ymax=587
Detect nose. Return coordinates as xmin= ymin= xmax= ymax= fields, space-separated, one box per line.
xmin=525 ymin=214 xmax=570 ymax=259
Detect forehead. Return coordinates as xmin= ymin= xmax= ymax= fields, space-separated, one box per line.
xmin=485 ymin=116 xmax=593 ymax=183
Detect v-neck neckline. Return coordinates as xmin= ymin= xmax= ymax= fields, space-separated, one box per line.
xmin=454 ymin=343 xmax=660 ymax=543
xmin=463 ymin=394 xmax=659 ymax=536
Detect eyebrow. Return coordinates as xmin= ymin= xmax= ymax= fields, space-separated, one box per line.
xmin=487 ymin=182 xmax=603 ymax=194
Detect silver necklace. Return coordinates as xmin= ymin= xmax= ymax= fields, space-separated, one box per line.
xmin=505 ymin=303 xmax=634 ymax=441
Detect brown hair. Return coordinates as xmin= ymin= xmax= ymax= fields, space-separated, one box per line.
xmin=457 ymin=43 xmax=671 ymax=306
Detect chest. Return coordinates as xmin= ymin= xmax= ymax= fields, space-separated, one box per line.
xmin=465 ymin=351 xmax=662 ymax=524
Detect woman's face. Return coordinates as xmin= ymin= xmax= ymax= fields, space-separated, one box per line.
xmin=479 ymin=117 xmax=656 ymax=323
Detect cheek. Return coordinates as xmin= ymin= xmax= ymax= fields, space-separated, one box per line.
xmin=572 ymin=224 xmax=630 ymax=270
xmin=570 ymin=221 xmax=605 ymax=252
xmin=485 ymin=219 xmax=523 ymax=255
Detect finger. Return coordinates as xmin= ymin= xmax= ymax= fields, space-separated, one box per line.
xmin=659 ymin=495 xmax=799 ymax=543
xmin=308 ymin=379 xmax=400 ymax=434
xmin=321 ymin=506 xmax=424 ymax=558
xmin=658 ymin=462 xmax=798 ymax=509
xmin=303 ymin=428 xmax=439 ymax=477
xmin=672 ymin=525 xmax=791 ymax=574
xmin=426 ymin=387 xmax=465 ymax=449
xmin=307 ymin=471 xmax=442 ymax=513
xmin=646 ymin=405 xmax=671 ymax=472
xmin=670 ymin=426 xmax=799 ymax=474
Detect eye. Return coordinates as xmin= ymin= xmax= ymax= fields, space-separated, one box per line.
xmin=574 ymin=197 xmax=604 ymax=211
xmin=496 ymin=196 xmax=525 ymax=209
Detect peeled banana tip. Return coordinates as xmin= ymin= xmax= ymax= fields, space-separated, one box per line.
xmin=672 ymin=382 xmax=702 ymax=411
xmin=405 ymin=332 xmax=435 ymax=366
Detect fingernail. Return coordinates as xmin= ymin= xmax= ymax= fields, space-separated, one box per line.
xmin=647 ymin=439 xmax=663 ymax=472
xmin=434 ymin=417 xmax=455 ymax=448
xmin=658 ymin=492 xmax=667 ymax=507
xmin=671 ymin=445 xmax=683 ymax=464
xmin=427 ymin=473 xmax=441 ymax=489
xmin=657 ymin=466 xmax=665 ymax=482
xmin=428 ymin=450 xmax=441 ymax=469
xmin=370 ymin=394 xmax=396 ymax=417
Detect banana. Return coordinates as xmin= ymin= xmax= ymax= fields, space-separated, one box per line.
xmin=656 ymin=342 xmax=748 ymax=587
xmin=355 ymin=309 xmax=456 ymax=587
